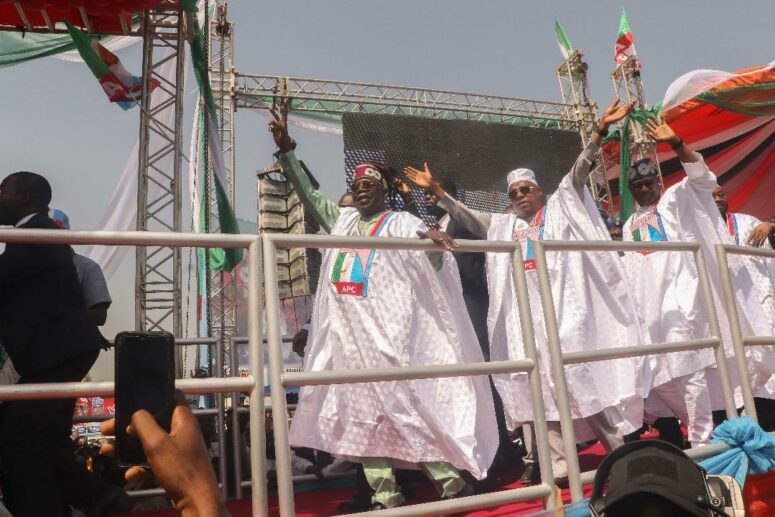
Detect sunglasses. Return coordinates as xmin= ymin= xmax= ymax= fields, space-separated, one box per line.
xmin=508 ymin=186 xmax=536 ymax=199
xmin=630 ymin=178 xmax=656 ymax=189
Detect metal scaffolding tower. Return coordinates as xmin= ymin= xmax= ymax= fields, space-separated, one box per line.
xmin=611 ymin=56 xmax=663 ymax=189
xmin=557 ymin=50 xmax=614 ymax=211
xmin=207 ymin=4 xmax=239 ymax=362
xmin=135 ymin=6 xmax=186 ymax=358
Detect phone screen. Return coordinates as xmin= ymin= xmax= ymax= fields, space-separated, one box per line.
xmin=114 ymin=331 xmax=175 ymax=466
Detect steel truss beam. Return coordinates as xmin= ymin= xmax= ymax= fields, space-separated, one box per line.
xmin=556 ymin=50 xmax=614 ymax=212
xmin=227 ymin=74 xmax=577 ymax=128
xmin=207 ymin=4 xmax=238 ymax=350
xmin=135 ymin=6 xmax=185 ymax=363
xmin=611 ymin=56 xmax=664 ymax=190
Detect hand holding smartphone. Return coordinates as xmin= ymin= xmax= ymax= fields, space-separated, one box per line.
xmin=114 ymin=331 xmax=175 ymax=466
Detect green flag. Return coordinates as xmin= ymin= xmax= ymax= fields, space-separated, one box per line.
xmin=186 ymin=1 xmax=243 ymax=272
xmin=555 ymin=20 xmax=573 ymax=59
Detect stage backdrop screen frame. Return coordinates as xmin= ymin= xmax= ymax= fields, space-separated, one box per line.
xmin=342 ymin=113 xmax=583 ymax=219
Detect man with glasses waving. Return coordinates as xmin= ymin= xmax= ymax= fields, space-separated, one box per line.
xmin=406 ymin=99 xmax=648 ymax=485
xmin=622 ymin=118 xmax=772 ymax=449
xmin=268 ymin=100 xmax=497 ymax=512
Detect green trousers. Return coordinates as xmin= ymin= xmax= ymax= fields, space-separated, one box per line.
xmin=361 ymin=457 xmax=466 ymax=508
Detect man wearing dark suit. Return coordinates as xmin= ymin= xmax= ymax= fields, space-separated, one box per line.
xmin=0 ymin=172 xmax=127 ymax=516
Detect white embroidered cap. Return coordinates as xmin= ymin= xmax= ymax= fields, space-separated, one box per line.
xmin=506 ymin=168 xmax=539 ymax=189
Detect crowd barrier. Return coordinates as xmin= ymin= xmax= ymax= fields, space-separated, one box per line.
xmin=0 ymin=228 xmax=771 ymax=517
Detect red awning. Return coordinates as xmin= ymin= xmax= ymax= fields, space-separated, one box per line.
xmin=0 ymin=0 xmax=176 ymax=34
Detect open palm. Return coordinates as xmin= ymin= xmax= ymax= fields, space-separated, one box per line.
xmin=403 ymin=162 xmax=435 ymax=189
xmin=600 ymin=98 xmax=635 ymax=126
xmin=645 ymin=117 xmax=677 ymax=143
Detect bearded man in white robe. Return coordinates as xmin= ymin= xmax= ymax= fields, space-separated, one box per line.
xmin=268 ymin=102 xmax=497 ymax=511
xmin=406 ymin=99 xmax=647 ymax=483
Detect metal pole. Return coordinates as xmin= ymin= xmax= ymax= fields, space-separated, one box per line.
xmin=694 ymin=248 xmax=737 ymax=419
xmin=532 ymin=242 xmax=583 ymax=501
xmin=714 ymin=244 xmax=758 ymax=420
xmin=262 ymin=236 xmax=296 ymax=516
xmin=248 ymin=239 xmax=268 ymax=517
xmin=509 ymin=247 xmax=557 ymax=506
xmin=214 ymin=335 xmax=228 ymax=498
xmin=282 ymin=359 xmax=533 ymax=386
xmin=229 ymin=335 xmax=244 ymax=498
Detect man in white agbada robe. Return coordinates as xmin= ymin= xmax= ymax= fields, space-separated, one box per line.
xmin=622 ymin=118 xmax=774 ymax=447
xmin=268 ymin=104 xmax=497 ymax=510
xmin=712 ymin=186 xmax=775 ymax=418
xmin=406 ymin=99 xmax=647 ymax=481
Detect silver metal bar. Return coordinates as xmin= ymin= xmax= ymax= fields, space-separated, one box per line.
xmin=265 ymin=233 xmax=516 ymax=252
xmin=0 ymin=377 xmax=255 ymax=401
xmin=563 ymin=338 xmax=720 ymax=365
xmin=78 ymin=7 xmax=92 ymax=33
xmin=119 ymin=12 xmax=130 ymax=35
xmin=232 ymin=74 xmax=572 ymax=125
xmin=510 ymin=248 xmax=557 ymax=505
xmin=0 ymin=229 xmax=256 ymax=247
xmin=214 ymin=337 xmax=228 ymax=497
xmin=345 ymin=484 xmax=553 ymax=517
xmin=74 ymin=407 xmax=224 ymax=424
xmin=229 ymin=334 xmax=244 ymax=499
xmin=744 ymin=336 xmax=775 ymax=346
xmin=12 ymin=3 xmax=31 ymax=30
xmin=538 ymin=239 xmax=700 ymax=253
xmin=282 ymin=359 xmax=533 ymax=387
xmin=694 ymin=248 xmax=738 ymax=419
xmin=248 ymin=239 xmax=268 ymax=516
xmin=722 ymin=244 xmax=775 ymax=260
xmin=40 ymin=8 xmax=54 ymax=31
xmin=263 ymin=237 xmax=295 ymax=517
xmin=532 ymin=241 xmax=583 ymax=501
xmin=714 ymin=244 xmax=758 ymax=420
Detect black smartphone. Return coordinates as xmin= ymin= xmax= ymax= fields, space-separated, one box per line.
xmin=114 ymin=331 xmax=176 ymax=466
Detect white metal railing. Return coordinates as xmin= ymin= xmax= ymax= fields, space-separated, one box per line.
xmin=263 ymin=233 xmax=557 ymax=517
xmin=0 ymin=229 xmax=268 ymax=516
xmin=715 ymin=243 xmax=775 ymax=420
xmin=532 ymin=240 xmax=738 ymax=502
xmin=0 ymin=229 xmax=771 ymax=517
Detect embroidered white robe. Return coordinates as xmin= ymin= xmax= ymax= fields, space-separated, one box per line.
xmin=289 ymin=208 xmax=498 ymax=479
xmin=486 ymin=172 xmax=647 ymax=436
xmin=623 ymin=158 xmax=773 ymax=408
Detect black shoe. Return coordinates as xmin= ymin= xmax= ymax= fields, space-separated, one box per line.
xmin=338 ymin=494 xmax=372 ymax=513
xmin=519 ymin=463 xmax=541 ymax=485
xmin=554 ymin=476 xmax=569 ymax=489
xmin=88 ymin=485 xmax=134 ymax=517
xmin=443 ymin=483 xmax=475 ymax=500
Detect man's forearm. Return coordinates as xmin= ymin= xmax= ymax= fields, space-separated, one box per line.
xmin=277 ymin=150 xmax=340 ymax=232
xmin=570 ymin=141 xmax=601 ymax=196
xmin=671 ymin=137 xmax=701 ymax=164
xmin=436 ymin=196 xmax=490 ymax=238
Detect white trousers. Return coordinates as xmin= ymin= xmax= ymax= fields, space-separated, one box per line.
xmin=644 ymin=368 xmax=713 ymax=448
xmin=522 ymin=411 xmax=623 ymax=479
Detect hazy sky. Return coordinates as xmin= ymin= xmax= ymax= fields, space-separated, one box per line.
xmin=1 ymin=0 xmax=773 ymax=379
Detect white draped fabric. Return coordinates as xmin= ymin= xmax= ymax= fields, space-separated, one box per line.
xmin=727 ymin=212 xmax=775 ymax=398
xmin=289 ymin=208 xmax=498 ymax=479
xmin=623 ymin=158 xmax=774 ymax=408
xmin=486 ymin=171 xmax=647 ymax=437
